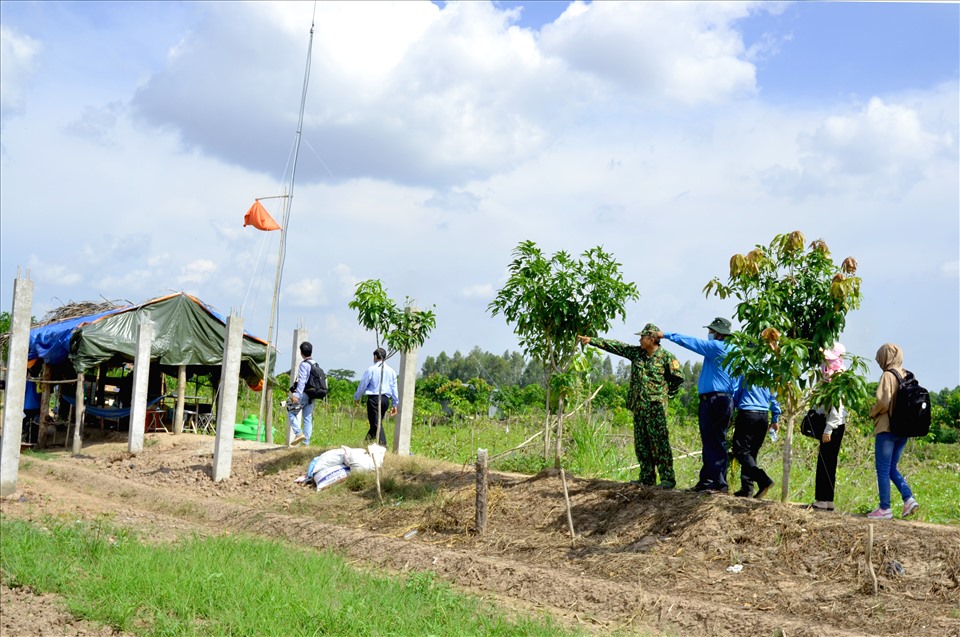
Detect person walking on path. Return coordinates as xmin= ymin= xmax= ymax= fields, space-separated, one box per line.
xmin=287 ymin=341 xmax=316 ymax=446
xmin=661 ymin=317 xmax=737 ymax=493
xmin=731 ymin=381 xmax=781 ymax=498
xmin=354 ymin=348 xmax=400 ymax=446
xmin=807 ymin=343 xmax=847 ymax=511
xmin=867 ymin=343 xmax=920 ymax=520
xmin=578 ymin=323 xmax=684 ymax=488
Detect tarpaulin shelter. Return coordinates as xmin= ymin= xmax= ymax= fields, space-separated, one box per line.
xmin=29 ymin=292 xmax=274 ymax=385
xmin=23 ymin=293 xmax=278 ymax=447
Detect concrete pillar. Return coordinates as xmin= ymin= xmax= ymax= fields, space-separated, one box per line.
xmin=128 ymin=320 xmax=153 ymax=454
xmin=174 ymin=365 xmax=186 ymax=434
xmin=0 ymin=275 xmax=34 ymax=497
xmin=393 ymin=345 xmax=418 ymax=456
xmin=286 ymin=328 xmax=307 ymax=446
xmin=213 ymin=312 xmax=243 ymax=482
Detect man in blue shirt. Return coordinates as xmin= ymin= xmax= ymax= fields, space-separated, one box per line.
xmin=287 ymin=341 xmax=316 ymax=446
xmin=354 ymin=347 xmax=400 ymax=446
xmin=731 ymin=382 xmax=781 ymax=498
xmin=661 ymin=317 xmax=737 ymax=493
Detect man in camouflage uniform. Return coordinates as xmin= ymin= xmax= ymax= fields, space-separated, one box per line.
xmin=577 ymin=324 xmax=684 ymax=487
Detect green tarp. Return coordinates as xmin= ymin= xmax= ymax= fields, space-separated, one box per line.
xmin=69 ymin=293 xmax=276 ymax=385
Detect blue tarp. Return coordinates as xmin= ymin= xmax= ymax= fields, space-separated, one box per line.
xmin=28 ymin=308 xmax=127 ymax=365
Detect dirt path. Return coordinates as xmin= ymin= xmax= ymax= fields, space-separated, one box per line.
xmin=2 ymin=433 xmax=958 ymax=637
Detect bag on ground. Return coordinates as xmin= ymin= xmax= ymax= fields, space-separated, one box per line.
xmin=313 ymin=464 xmax=350 ymax=491
xmin=888 ymin=369 xmax=931 ymax=438
xmin=307 ymin=449 xmax=347 ymax=479
xmin=800 ymin=409 xmax=826 ymax=438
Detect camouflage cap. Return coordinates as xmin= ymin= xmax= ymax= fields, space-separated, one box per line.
xmin=634 ymin=323 xmax=661 ymax=337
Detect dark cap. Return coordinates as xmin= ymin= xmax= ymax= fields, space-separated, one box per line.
xmin=634 ymin=323 xmax=661 ymax=337
xmin=703 ymin=317 xmax=733 ymax=335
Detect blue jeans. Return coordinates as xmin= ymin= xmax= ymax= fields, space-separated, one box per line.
xmin=875 ymin=432 xmax=912 ymax=509
xmin=286 ymin=393 xmax=314 ymax=441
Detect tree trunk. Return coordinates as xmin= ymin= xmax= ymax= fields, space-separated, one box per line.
xmin=543 ymin=382 xmax=552 ymax=461
xmin=780 ymin=394 xmax=801 ymax=502
xmin=554 ymin=396 xmax=565 ymax=468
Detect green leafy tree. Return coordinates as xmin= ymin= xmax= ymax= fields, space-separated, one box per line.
xmin=348 ymin=279 xmax=437 ymax=444
xmin=704 ymin=231 xmax=868 ymax=501
xmin=326 ymin=368 xmax=356 ymax=381
xmin=488 ymin=240 xmax=639 ymax=463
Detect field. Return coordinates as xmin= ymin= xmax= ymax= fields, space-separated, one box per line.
xmin=2 ymin=407 xmax=959 ymax=637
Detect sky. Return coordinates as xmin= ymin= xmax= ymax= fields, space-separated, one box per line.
xmin=1 ymin=1 xmax=958 ymax=390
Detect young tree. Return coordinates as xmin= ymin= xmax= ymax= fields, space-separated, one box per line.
xmin=488 ymin=240 xmax=639 ymax=463
xmin=348 ymin=279 xmax=436 ymax=444
xmin=703 ymin=231 xmax=868 ymax=501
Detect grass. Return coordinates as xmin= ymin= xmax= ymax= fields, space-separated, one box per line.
xmin=0 ymin=516 xmax=589 ymax=637
xmin=299 ymin=404 xmax=960 ymax=525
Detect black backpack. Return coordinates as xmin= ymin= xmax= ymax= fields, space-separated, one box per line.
xmin=303 ymin=362 xmax=328 ymax=400
xmin=888 ymin=369 xmax=931 ymax=438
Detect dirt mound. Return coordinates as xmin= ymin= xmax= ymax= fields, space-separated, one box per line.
xmin=2 ymin=433 xmax=958 ymax=637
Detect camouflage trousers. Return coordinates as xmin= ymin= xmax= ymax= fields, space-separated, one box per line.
xmin=633 ymin=402 xmax=675 ymax=487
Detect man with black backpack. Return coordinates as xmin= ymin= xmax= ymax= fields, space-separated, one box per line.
xmin=287 ymin=341 xmax=326 ymax=446
xmin=867 ymin=343 xmax=922 ymax=519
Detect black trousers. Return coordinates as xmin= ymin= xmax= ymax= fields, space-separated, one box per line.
xmin=365 ymin=394 xmax=389 ymax=445
xmin=815 ymin=425 xmax=844 ymax=503
xmin=697 ymin=392 xmax=734 ymax=491
xmin=732 ymin=410 xmax=770 ymax=494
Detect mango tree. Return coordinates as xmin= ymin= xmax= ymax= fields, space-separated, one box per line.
xmin=348 ymin=279 xmax=436 ymax=445
xmin=488 ymin=240 xmax=639 ymax=464
xmin=703 ymin=231 xmax=868 ymax=501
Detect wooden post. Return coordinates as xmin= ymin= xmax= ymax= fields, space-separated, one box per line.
xmin=867 ymin=524 xmax=878 ymax=595
xmin=561 ymin=468 xmax=576 ymax=539
xmin=72 ymin=372 xmax=85 ymax=454
xmin=475 ymin=448 xmax=488 ymax=535
xmin=37 ymin=365 xmax=52 ymax=448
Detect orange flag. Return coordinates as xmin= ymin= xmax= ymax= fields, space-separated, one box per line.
xmin=243 ymin=201 xmax=281 ymax=231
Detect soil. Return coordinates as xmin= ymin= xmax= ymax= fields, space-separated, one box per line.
xmin=2 ymin=432 xmax=958 ymax=637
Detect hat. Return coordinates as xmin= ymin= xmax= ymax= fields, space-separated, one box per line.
xmin=823 ymin=343 xmax=846 ymax=360
xmin=634 ymin=323 xmax=660 ymax=337
xmin=703 ymin=317 xmax=733 ymax=335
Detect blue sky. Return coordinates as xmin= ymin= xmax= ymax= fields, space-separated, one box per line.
xmin=2 ymin=1 xmax=958 ymax=390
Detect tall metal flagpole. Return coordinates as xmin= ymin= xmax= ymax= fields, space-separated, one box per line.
xmin=256 ymin=11 xmax=316 ymax=440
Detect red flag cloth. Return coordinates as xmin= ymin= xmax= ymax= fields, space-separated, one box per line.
xmin=243 ymin=201 xmax=281 ymax=231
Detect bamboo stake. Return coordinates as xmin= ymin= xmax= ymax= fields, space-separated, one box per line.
xmin=476 ymin=448 xmax=488 ymax=535
xmin=867 ymin=524 xmax=878 ymax=595
xmin=561 ymin=468 xmax=576 ymax=539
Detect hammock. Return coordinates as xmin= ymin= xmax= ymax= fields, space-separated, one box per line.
xmin=61 ymin=394 xmax=168 ymax=419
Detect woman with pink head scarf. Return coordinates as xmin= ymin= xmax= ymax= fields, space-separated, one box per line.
xmin=807 ymin=343 xmax=847 ymax=511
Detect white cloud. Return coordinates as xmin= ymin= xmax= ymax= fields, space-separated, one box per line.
xmin=0 ymin=25 xmax=41 ymax=122
xmin=763 ymin=95 xmax=958 ymax=198
xmin=26 ymin=257 xmax=82 ymax=287
xmin=540 ymin=1 xmax=760 ymax=105
xmin=177 ymin=259 xmax=218 ymax=285
xmin=461 ymin=283 xmax=494 ymax=299
xmin=285 ymin=277 xmax=328 ymax=307
xmin=943 ymin=260 xmax=960 ymax=279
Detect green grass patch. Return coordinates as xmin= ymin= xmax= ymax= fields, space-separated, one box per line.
xmin=303 ymin=407 xmax=960 ymax=525
xmin=1 ymin=517 xmax=585 ymax=637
